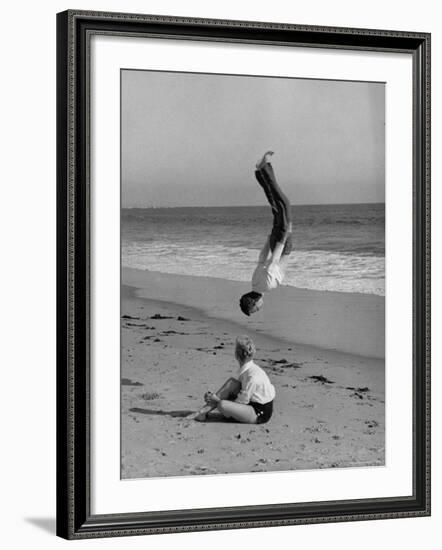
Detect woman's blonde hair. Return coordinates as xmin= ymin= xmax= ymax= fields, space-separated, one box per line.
xmin=235 ymin=335 xmax=256 ymax=362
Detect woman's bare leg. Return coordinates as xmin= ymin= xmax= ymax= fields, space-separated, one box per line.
xmin=217 ymin=400 xmax=258 ymax=424
xmin=194 ymin=377 xmax=241 ymax=421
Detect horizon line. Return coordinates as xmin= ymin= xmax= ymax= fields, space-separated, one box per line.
xmin=122 ymin=201 xmax=385 ymax=209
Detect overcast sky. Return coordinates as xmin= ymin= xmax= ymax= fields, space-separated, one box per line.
xmin=122 ymin=69 xmax=385 ymax=208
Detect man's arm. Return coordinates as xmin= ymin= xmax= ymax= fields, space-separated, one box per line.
xmin=269 ymin=222 xmax=292 ymax=265
xmin=258 ymin=237 xmax=271 ymax=264
xmin=269 ymin=240 xmax=285 ymax=265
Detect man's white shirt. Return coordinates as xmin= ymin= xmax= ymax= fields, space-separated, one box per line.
xmin=252 ymin=259 xmax=285 ymax=294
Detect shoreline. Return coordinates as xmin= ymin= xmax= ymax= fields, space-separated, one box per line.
xmin=123 ymin=267 xmax=385 ymax=359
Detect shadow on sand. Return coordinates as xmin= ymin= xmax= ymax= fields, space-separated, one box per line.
xmin=130 ymin=407 xmax=193 ymax=418
xmin=129 ymin=407 xmax=237 ymax=423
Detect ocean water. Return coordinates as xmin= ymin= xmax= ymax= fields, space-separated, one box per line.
xmin=122 ymin=204 xmax=385 ymax=296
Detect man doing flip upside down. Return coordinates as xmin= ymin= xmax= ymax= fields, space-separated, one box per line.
xmin=239 ymin=151 xmax=293 ymax=316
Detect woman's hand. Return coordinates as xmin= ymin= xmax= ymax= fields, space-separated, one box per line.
xmin=204 ymin=391 xmax=220 ymax=407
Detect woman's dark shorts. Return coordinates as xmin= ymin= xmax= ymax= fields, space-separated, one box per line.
xmin=250 ymin=400 xmax=274 ymax=424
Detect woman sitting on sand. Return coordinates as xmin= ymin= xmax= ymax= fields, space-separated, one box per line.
xmin=195 ymin=335 xmax=275 ymax=424
xmin=240 ymin=151 xmax=292 ymax=316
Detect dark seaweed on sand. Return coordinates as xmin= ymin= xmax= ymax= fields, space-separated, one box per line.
xmin=121 ymin=378 xmax=143 ymax=386
xmin=309 ymin=375 xmax=334 ymax=384
xmin=150 ymin=313 xmax=174 ymax=319
xmin=346 ymin=386 xmax=370 ymax=392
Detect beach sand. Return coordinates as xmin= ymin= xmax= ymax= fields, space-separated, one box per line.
xmin=121 ymin=268 xmax=385 ymax=479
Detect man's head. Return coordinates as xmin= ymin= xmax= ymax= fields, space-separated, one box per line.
xmin=239 ymin=291 xmax=263 ymax=316
xmin=235 ymin=335 xmax=256 ymax=364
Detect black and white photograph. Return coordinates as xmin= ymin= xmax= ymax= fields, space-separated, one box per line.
xmin=1 ymin=0 xmax=437 ymax=546
xmin=120 ymin=69 xmax=386 ymax=479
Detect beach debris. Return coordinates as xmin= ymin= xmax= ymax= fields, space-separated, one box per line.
xmin=365 ymin=420 xmax=379 ymax=429
xmin=304 ymin=424 xmax=330 ymax=434
xmin=190 ymin=466 xmax=217 ymax=474
xmin=141 ymin=391 xmax=161 ymax=401
xmin=235 ymin=433 xmax=241 ymax=439
xmin=352 ymin=392 xmax=364 ymax=400
xmin=150 ymin=313 xmax=173 ymax=319
xmin=263 ymin=358 xmax=288 ymax=365
xmin=121 ymin=378 xmax=143 ymax=386
xmin=261 ymin=358 xmax=302 ymax=371
xmin=309 ymin=375 xmax=334 ymax=384
xmin=153 ymin=338 xmax=162 ymax=342
xmin=177 ymin=316 xmax=190 ymax=321
xmin=346 ymin=386 xmax=370 ymax=392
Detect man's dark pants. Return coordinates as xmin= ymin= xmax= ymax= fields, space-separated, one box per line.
xmin=255 ymin=162 xmax=292 ymax=256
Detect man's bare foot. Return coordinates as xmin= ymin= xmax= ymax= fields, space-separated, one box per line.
xmin=256 ymin=151 xmax=274 ymax=169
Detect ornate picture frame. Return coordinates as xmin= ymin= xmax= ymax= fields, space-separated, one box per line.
xmin=56 ymin=10 xmax=430 ymax=539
